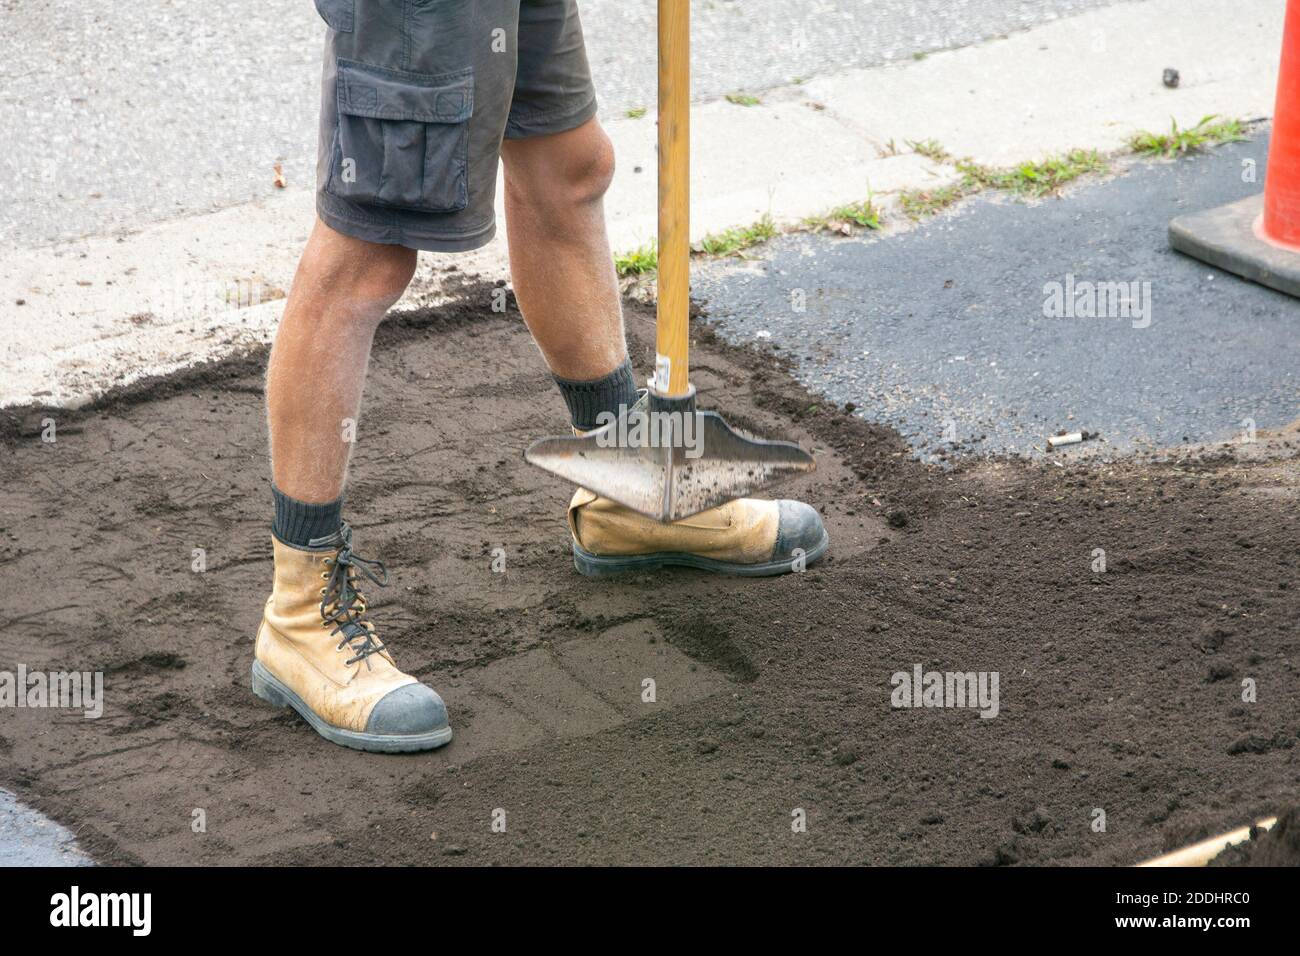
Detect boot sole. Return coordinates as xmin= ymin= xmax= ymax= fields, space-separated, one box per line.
xmin=572 ymin=530 xmax=829 ymax=578
xmin=251 ymin=660 xmax=453 ymax=754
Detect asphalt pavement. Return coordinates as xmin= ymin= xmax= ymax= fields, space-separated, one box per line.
xmin=695 ymin=133 xmax=1298 ymax=459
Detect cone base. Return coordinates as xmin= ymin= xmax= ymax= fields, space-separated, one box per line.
xmin=1169 ymin=193 xmax=1300 ymax=299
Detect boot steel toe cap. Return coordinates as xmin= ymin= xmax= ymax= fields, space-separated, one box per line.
xmin=773 ymin=500 xmax=829 ymax=563
xmin=366 ymin=683 xmax=449 ymax=737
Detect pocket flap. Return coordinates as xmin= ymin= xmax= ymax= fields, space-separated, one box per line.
xmin=336 ymin=59 xmax=473 ymax=124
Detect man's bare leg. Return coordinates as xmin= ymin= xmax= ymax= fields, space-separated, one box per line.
xmin=501 ymin=118 xmax=626 ymax=384
xmin=501 ymin=117 xmax=829 ymax=578
xmin=254 ymin=219 xmax=450 ymax=753
xmin=266 ymin=218 xmax=416 ymax=504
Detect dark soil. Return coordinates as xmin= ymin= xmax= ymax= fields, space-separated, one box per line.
xmin=1 ymin=288 xmax=1297 ymax=866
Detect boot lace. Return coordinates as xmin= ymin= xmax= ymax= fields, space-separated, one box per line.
xmin=310 ymin=522 xmax=390 ymax=669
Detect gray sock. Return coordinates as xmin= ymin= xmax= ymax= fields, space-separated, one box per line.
xmin=272 ymin=484 xmax=344 ymax=549
xmin=553 ymin=358 xmax=638 ymax=431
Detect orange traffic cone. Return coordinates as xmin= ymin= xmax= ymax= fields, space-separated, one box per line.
xmin=1169 ymin=0 xmax=1300 ymax=295
xmin=1262 ymin=0 xmax=1300 ymax=250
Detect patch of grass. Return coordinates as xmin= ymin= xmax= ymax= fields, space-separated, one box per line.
xmin=956 ymin=149 xmax=1108 ymax=197
xmin=897 ymin=147 xmax=1109 ymax=219
xmin=912 ymin=51 xmax=928 ymax=61
xmin=1128 ymin=114 xmax=1248 ymax=158
xmin=625 ymin=106 xmax=648 ymax=120
xmin=898 ymin=182 xmax=975 ymax=219
xmin=906 ymin=138 xmax=951 ymax=162
xmin=617 ymin=215 xmax=781 ymax=273
xmin=692 ymin=214 xmax=778 ymax=256
xmin=830 ymin=199 xmax=883 ymax=230
xmin=802 ymin=197 xmax=883 ymax=234
xmin=725 ymin=92 xmax=762 ymax=107
xmin=614 ymin=241 xmax=658 ymax=278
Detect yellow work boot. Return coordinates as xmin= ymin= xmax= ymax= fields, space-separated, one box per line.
xmin=251 ymin=522 xmax=451 ymax=752
xmin=558 ymin=388 xmax=828 ymax=576
xmin=568 ymin=489 xmax=828 ymax=577
xmin=563 ymin=390 xmax=828 ymax=576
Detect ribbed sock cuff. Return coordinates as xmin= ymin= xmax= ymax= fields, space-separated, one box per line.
xmin=272 ymin=484 xmax=344 ymax=549
xmin=553 ymin=358 xmax=638 ymax=431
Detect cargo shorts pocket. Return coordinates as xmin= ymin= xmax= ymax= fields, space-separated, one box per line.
xmin=326 ymin=59 xmax=474 ymax=214
xmin=313 ymin=0 xmax=354 ymax=32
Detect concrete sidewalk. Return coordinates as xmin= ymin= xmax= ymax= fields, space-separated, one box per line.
xmin=1 ymin=0 xmax=1288 ymax=409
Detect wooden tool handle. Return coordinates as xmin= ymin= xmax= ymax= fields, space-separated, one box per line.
xmin=656 ymin=0 xmax=690 ymax=396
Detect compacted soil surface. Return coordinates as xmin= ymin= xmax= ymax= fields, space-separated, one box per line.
xmin=1 ymin=288 xmax=1297 ymax=866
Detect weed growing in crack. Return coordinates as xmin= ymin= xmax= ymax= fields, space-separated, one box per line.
xmin=957 ymin=150 xmax=1109 ymax=198
xmin=802 ymin=197 xmax=884 ymax=235
xmin=1129 ymin=115 xmax=1248 ymax=158
xmin=692 ymin=214 xmax=778 ymax=257
xmin=614 ymin=240 xmax=658 ymax=278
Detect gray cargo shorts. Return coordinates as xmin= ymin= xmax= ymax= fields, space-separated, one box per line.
xmin=312 ymin=0 xmax=598 ymax=252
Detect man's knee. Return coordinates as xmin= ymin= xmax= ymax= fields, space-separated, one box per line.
xmin=506 ymin=122 xmax=616 ymax=212
xmin=298 ymin=220 xmax=418 ymax=318
xmin=566 ymin=126 xmax=616 ymax=206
